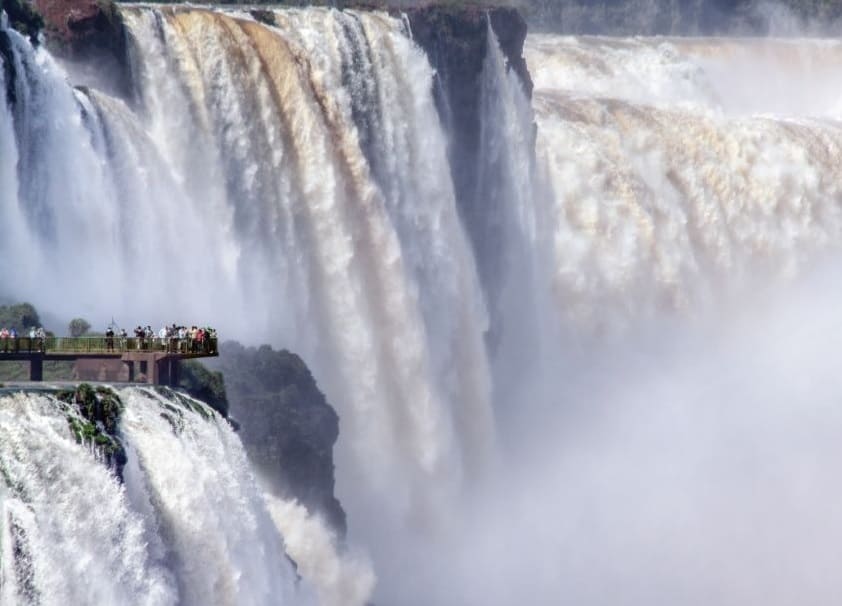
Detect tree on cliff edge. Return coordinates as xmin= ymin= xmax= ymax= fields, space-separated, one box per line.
xmin=68 ymin=317 xmax=91 ymax=337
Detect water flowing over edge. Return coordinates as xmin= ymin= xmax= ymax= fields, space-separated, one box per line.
xmin=7 ymin=4 xmax=842 ymax=604
xmin=0 ymin=386 xmax=310 ymax=606
xmin=0 ymin=6 xmax=498 ymax=533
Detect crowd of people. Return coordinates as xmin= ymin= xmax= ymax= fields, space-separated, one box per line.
xmin=0 ymin=326 xmax=47 ymax=353
xmin=123 ymin=324 xmax=217 ymax=354
xmin=0 ymin=324 xmax=216 ymax=354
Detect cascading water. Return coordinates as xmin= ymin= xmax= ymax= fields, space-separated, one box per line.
xmin=6 ymin=1 xmax=842 ymax=603
xmin=0 ymin=6 xmax=494 ymax=537
xmin=526 ymin=34 xmax=842 ymax=331
xmin=0 ymin=386 xmax=303 ymax=605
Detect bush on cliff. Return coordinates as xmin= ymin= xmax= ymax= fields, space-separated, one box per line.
xmin=56 ymin=383 xmax=127 ymax=477
xmin=68 ymin=317 xmax=92 ymax=337
xmin=177 ymin=360 xmax=228 ymax=417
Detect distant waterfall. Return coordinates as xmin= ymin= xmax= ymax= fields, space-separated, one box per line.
xmin=527 ymin=34 xmax=842 ymax=332
xmin=0 ymin=387 xmax=300 ymax=605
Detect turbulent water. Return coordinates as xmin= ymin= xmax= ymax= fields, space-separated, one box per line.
xmin=527 ymin=35 xmax=842 ymax=331
xmin=0 ymin=387 xmax=304 ymax=605
xmin=5 ymin=3 xmax=842 ymax=604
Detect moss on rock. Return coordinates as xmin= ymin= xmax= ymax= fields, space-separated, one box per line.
xmin=58 ymin=383 xmax=127 ymax=478
xmin=176 ymin=361 xmax=228 ymax=417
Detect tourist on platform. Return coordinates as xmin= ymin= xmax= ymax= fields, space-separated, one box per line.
xmin=105 ymin=327 xmax=115 ymax=352
xmin=28 ymin=327 xmax=36 ymax=352
xmin=0 ymin=327 xmax=8 ymax=353
xmin=207 ymin=327 xmax=217 ymax=353
xmin=9 ymin=327 xmax=17 ymax=353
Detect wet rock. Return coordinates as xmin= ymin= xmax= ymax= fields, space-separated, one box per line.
xmin=213 ymin=342 xmax=347 ymax=537
xmin=32 ymin=0 xmax=131 ymax=97
xmin=405 ymin=6 xmax=532 ymax=228
xmin=3 ymin=0 xmax=44 ymax=44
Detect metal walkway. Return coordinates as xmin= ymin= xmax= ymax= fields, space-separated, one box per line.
xmin=0 ymin=337 xmax=218 ymax=385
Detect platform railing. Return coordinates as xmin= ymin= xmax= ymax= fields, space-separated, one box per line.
xmin=0 ymin=336 xmax=218 ymax=355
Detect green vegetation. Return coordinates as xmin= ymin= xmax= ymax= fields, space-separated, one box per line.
xmin=56 ymin=383 xmax=127 ymax=476
xmin=524 ymin=0 xmax=842 ymax=33
xmin=0 ymin=302 xmax=41 ymax=332
xmin=176 ymin=360 xmax=228 ymax=417
xmin=68 ymin=318 xmax=92 ymax=337
xmin=153 ymin=386 xmax=217 ymax=433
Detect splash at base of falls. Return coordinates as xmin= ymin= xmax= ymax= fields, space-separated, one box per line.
xmin=265 ymin=495 xmax=375 ymax=606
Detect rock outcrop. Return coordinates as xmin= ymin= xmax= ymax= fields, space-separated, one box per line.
xmin=406 ymin=6 xmax=531 ymax=246
xmin=3 ymin=0 xmax=44 ymax=43
xmin=32 ymin=0 xmax=130 ymax=97
xmin=33 ymin=0 xmax=121 ymax=51
xmin=405 ymin=6 xmax=533 ymax=348
xmin=212 ymin=342 xmax=347 ymax=536
xmin=56 ymin=383 xmax=128 ymax=479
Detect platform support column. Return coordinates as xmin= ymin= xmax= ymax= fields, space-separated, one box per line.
xmin=30 ymin=356 xmax=43 ymax=381
xmin=170 ymin=359 xmax=180 ymax=387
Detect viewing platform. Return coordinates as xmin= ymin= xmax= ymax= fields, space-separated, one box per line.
xmin=0 ymin=336 xmax=218 ymax=386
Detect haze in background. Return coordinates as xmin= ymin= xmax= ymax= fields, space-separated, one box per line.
xmin=4 ymin=4 xmax=842 ymax=604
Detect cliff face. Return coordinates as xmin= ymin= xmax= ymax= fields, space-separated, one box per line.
xmin=32 ymin=0 xmax=122 ymax=51
xmin=406 ymin=6 xmax=531 ymax=263
xmin=2 ymin=0 xmax=44 ymax=43
xmin=406 ymin=6 xmax=534 ymax=349
xmin=31 ymin=0 xmax=130 ymax=97
xmin=213 ymin=342 xmax=347 ymax=536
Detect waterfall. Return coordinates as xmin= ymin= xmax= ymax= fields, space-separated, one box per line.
xmin=526 ymin=34 xmax=842 ymax=332
xmin=0 ymin=386 xmax=302 ymax=605
xmin=0 ymin=7 xmax=494 ymax=530
xmin=7 ymin=2 xmax=842 ymax=603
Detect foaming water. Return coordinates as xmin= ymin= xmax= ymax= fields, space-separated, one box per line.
xmin=265 ymin=495 xmax=375 ymax=606
xmin=369 ymin=30 xmax=842 ymax=606
xmin=527 ymin=34 xmax=842 ymax=332
xmin=0 ymin=386 xmax=302 ymax=605
xmin=527 ymin=34 xmax=842 ymax=115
